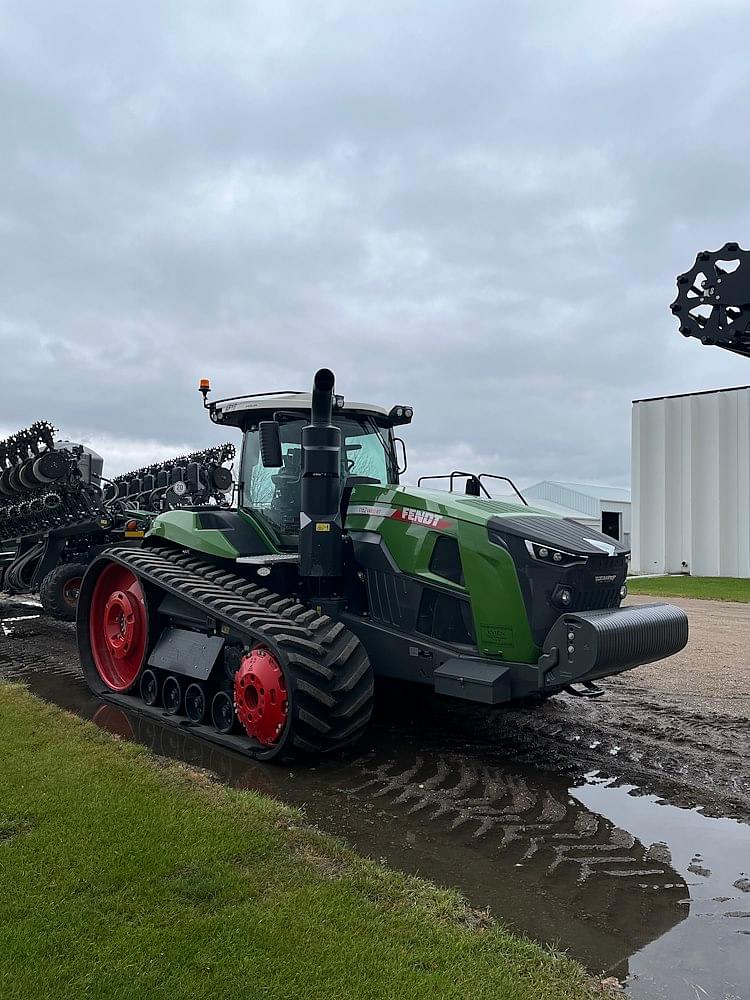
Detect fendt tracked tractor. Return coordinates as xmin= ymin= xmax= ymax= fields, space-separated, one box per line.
xmin=77 ymin=368 xmax=688 ymax=760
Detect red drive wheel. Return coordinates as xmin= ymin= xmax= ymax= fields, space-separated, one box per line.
xmin=234 ymin=648 xmax=288 ymax=746
xmin=88 ymin=562 xmax=149 ymax=692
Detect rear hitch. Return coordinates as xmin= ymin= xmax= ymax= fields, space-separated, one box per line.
xmin=564 ymin=681 xmax=606 ymax=699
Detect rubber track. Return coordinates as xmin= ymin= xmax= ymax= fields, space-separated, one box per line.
xmin=95 ymin=546 xmax=374 ymax=756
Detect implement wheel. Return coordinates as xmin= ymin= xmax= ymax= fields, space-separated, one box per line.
xmin=85 ymin=561 xmax=150 ymax=693
xmin=40 ymin=562 xmax=87 ymax=622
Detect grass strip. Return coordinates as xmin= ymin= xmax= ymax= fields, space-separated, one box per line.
xmin=628 ymin=575 xmax=750 ymax=602
xmin=0 ymin=682 xmax=598 ymax=1000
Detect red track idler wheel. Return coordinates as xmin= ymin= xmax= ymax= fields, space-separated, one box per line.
xmin=88 ymin=563 xmax=149 ymax=692
xmin=234 ymin=647 xmax=288 ymax=746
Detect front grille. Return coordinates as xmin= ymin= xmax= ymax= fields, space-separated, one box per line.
xmin=573 ymin=587 xmax=621 ymax=612
xmin=489 ymin=526 xmax=628 ymax=646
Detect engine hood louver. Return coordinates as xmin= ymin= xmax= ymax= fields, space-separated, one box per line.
xmin=488 ymin=515 xmax=629 ymax=557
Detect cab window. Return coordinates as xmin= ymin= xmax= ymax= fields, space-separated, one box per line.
xmin=241 ymin=415 xmax=396 ymax=538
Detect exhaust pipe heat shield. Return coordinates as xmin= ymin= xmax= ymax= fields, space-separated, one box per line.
xmin=539 ymin=603 xmax=688 ymax=689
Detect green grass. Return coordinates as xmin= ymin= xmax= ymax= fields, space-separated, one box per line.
xmin=0 ymin=684 xmax=598 ymax=1000
xmin=628 ymin=575 xmax=750 ymax=602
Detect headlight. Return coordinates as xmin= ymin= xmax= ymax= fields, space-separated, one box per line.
xmin=524 ymin=540 xmax=587 ymax=566
xmin=552 ymin=584 xmax=574 ymax=607
xmin=620 ymin=583 xmax=628 ymax=599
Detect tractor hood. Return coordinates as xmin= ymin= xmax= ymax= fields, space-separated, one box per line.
xmin=345 ymin=482 xmax=630 ymax=654
xmin=346 ymin=483 xmax=628 ymax=557
xmin=486 ymin=512 xmax=628 ymax=557
xmin=347 ymin=483 xmax=541 ymax=528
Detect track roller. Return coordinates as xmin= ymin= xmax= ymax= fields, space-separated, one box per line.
xmin=211 ymin=691 xmax=236 ymax=734
xmin=162 ymin=675 xmax=182 ymax=715
xmin=140 ymin=669 xmax=160 ymax=707
xmin=185 ymin=682 xmax=207 ymax=723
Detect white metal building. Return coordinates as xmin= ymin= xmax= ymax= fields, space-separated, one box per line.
xmin=523 ymin=481 xmax=632 ymax=547
xmin=631 ymin=385 xmax=750 ymax=577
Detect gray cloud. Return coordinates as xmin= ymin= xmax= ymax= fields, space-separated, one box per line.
xmin=1 ymin=0 xmax=748 ymax=484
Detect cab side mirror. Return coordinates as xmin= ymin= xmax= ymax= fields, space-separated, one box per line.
xmin=394 ymin=437 xmax=408 ymax=476
xmin=259 ymin=421 xmax=282 ymax=467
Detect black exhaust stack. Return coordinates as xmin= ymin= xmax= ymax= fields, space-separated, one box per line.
xmin=299 ymin=368 xmax=343 ymax=582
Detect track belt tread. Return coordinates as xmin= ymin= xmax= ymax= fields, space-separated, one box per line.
xmin=84 ymin=544 xmax=373 ymax=757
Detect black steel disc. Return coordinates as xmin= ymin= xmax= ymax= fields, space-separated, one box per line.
xmin=671 ymin=243 xmax=750 ymax=357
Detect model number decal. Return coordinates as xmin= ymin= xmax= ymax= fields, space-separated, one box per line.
xmin=347 ymin=504 xmax=398 ymax=519
xmin=348 ymin=503 xmax=453 ymax=531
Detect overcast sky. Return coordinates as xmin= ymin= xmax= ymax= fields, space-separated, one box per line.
xmin=1 ymin=0 xmax=748 ymax=487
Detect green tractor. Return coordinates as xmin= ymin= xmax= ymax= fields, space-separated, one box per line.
xmin=77 ymin=369 xmax=688 ymax=760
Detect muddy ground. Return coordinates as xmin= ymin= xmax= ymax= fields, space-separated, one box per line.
xmin=509 ymin=592 xmax=750 ymax=821
xmin=1 ymin=594 xmax=749 ymax=998
xmin=422 ymin=592 xmax=750 ymax=824
xmin=3 ymin=593 xmax=747 ymax=821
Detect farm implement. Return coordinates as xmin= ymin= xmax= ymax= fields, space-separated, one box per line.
xmin=0 ymin=423 xmax=234 ymax=620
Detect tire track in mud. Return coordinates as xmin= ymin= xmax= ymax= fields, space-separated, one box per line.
xmin=0 ymin=613 xmax=79 ymax=681
xmin=481 ymin=691 xmax=750 ymax=821
xmin=346 ymin=754 xmax=678 ymax=887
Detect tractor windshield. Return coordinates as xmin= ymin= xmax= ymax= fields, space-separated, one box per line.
xmin=240 ymin=415 xmax=397 ymax=539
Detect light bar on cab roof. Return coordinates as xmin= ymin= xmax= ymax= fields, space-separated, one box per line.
xmin=388 ymin=404 xmax=413 ymax=426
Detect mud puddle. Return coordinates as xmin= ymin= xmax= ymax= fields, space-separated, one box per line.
xmin=2 ymin=601 xmax=749 ymax=999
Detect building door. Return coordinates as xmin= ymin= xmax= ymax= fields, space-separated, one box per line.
xmin=601 ymin=510 xmax=621 ymax=541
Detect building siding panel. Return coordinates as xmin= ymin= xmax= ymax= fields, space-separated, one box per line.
xmin=633 ymin=386 xmax=750 ymax=577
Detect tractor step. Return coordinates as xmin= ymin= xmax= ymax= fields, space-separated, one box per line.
xmin=563 ymin=681 xmax=606 ymax=698
xmin=235 ymin=553 xmax=299 ymax=565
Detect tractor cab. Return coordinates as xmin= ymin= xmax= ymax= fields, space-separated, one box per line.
xmin=208 ymin=389 xmax=411 ymax=547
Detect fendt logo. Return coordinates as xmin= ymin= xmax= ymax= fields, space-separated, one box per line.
xmin=397 ymin=507 xmax=444 ymax=527
xmin=595 ymin=574 xmax=618 ymax=584
xmin=347 ymin=503 xmax=453 ymax=531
